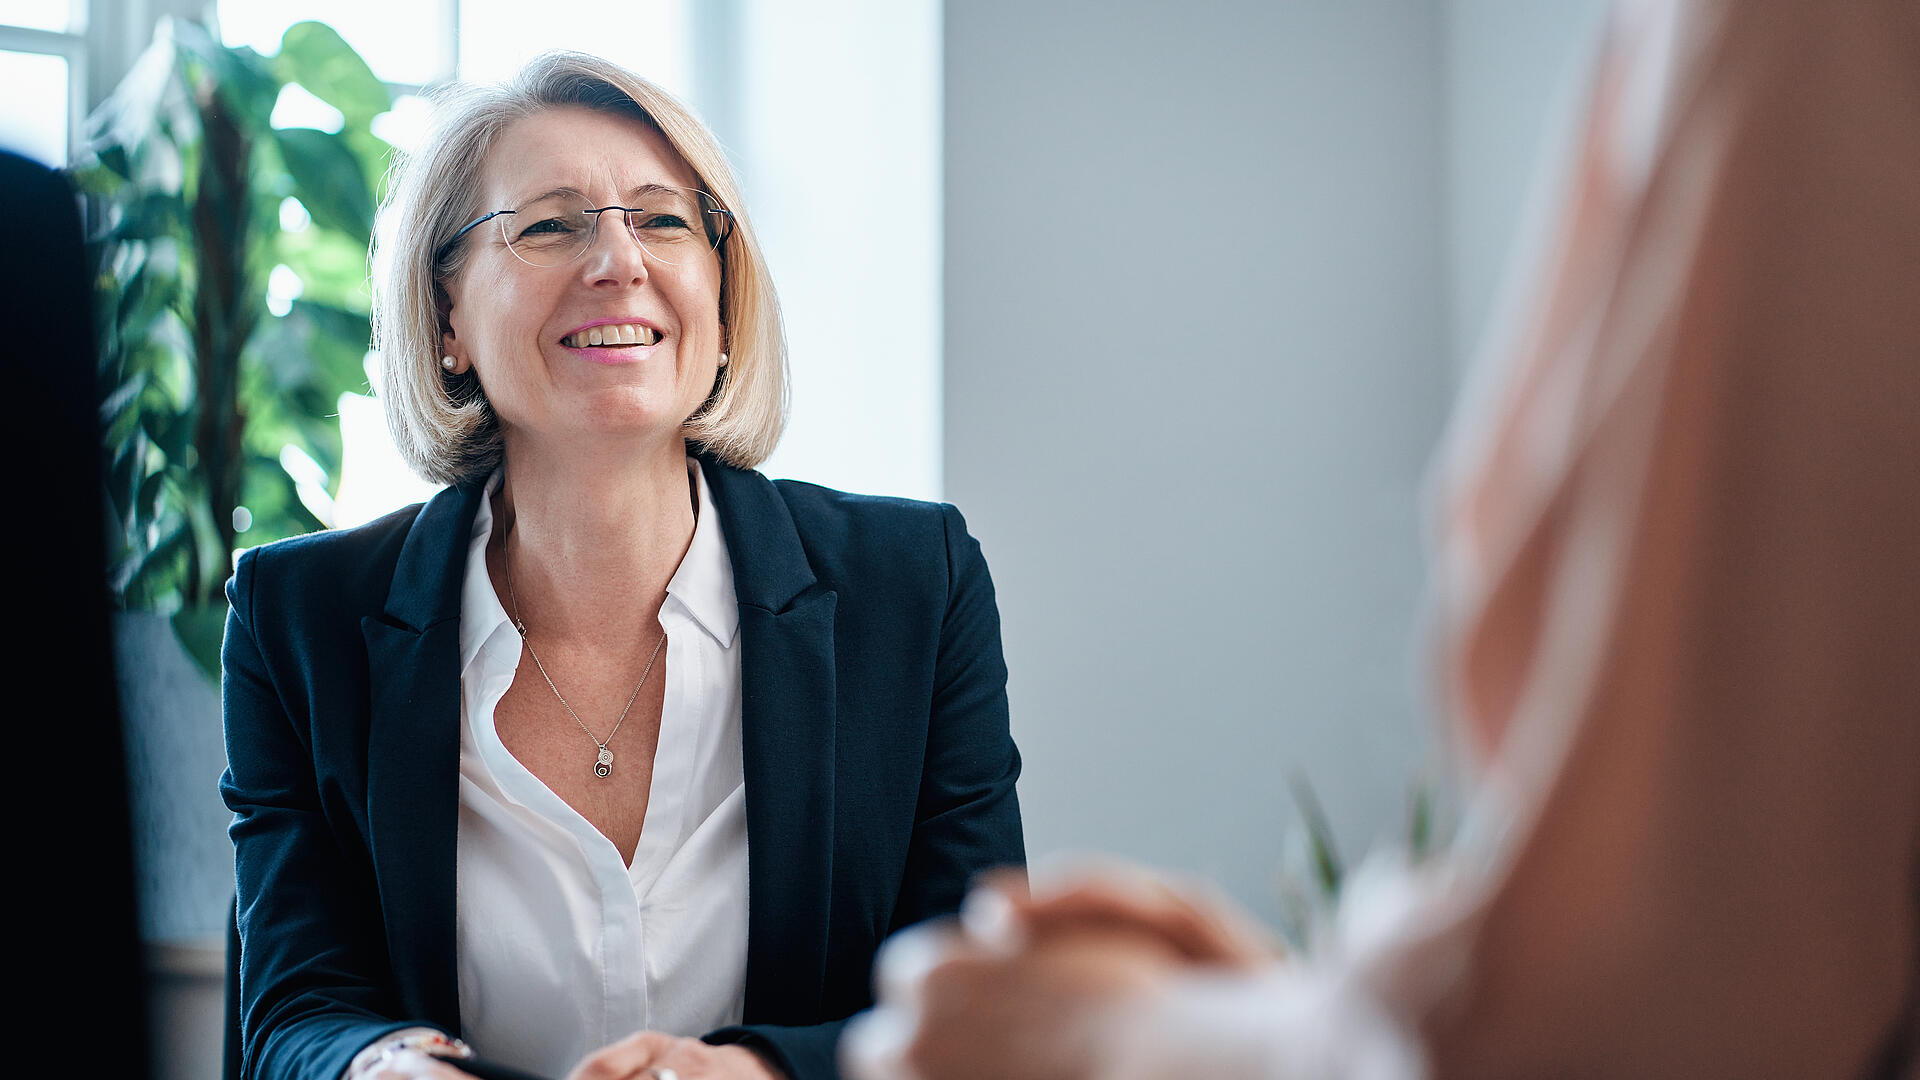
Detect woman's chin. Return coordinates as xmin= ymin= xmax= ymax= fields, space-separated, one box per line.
xmin=534 ymin=393 xmax=702 ymax=450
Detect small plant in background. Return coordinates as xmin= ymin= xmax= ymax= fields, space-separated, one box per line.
xmin=1274 ymin=772 xmax=1442 ymax=952
xmin=72 ymin=17 xmax=394 ymax=677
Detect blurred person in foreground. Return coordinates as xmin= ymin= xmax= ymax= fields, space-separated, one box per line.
xmin=845 ymin=0 xmax=1920 ymax=1076
xmin=221 ymin=52 xmax=1024 ymax=1080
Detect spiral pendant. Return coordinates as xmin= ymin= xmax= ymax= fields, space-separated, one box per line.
xmin=595 ymin=746 xmax=614 ymax=778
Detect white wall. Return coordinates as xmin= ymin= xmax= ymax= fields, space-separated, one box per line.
xmin=1442 ymin=0 xmax=1612 ymax=370
xmin=946 ymin=0 xmax=1458 ymax=921
xmin=706 ymin=0 xmax=944 ymax=501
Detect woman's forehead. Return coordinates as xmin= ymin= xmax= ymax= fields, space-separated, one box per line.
xmin=482 ymin=105 xmax=700 ymax=204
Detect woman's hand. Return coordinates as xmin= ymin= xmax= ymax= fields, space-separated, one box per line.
xmin=365 ymin=1048 xmax=476 ymax=1079
xmin=565 ymin=1032 xmax=784 ymax=1080
xmin=348 ymin=1030 xmax=479 ymax=1080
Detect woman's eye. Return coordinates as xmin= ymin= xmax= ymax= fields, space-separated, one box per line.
xmin=521 ymin=217 xmax=576 ymax=236
xmin=641 ymin=214 xmax=692 ymax=231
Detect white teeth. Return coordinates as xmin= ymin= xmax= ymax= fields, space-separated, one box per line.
xmin=565 ymin=323 xmax=660 ymax=348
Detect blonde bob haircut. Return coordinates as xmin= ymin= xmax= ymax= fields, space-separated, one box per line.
xmin=374 ymin=51 xmax=787 ymax=485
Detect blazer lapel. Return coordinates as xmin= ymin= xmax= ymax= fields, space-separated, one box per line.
xmin=700 ymin=455 xmax=839 ymax=1024
xmin=361 ymin=481 xmax=485 ymax=1033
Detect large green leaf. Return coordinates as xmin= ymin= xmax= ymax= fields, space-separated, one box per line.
xmin=105 ymin=433 xmax=148 ymax=523
xmin=342 ymin=126 xmax=395 ymax=200
xmin=117 ymin=516 xmax=188 ymax=601
xmin=247 ymin=298 xmax=370 ymax=399
xmin=115 ymin=262 xmax=184 ymax=343
xmin=176 ymin=23 xmax=281 ymax=135
xmin=275 ymin=128 xmax=375 ymax=245
xmin=130 ymin=466 xmax=174 ymax=535
xmin=108 ymin=191 xmax=188 ymax=242
xmin=275 ymin=22 xmax=389 ymax=128
xmin=139 ymin=397 xmax=193 ymax=463
xmin=90 ymin=145 xmax=134 ymax=183
xmin=100 ymin=372 xmax=147 ymax=429
xmin=277 ymin=225 xmax=374 ymax=310
xmin=239 ymin=450 xmax=328 ymax=540
xmin=294 ymin=300 xmax=374 ymax=384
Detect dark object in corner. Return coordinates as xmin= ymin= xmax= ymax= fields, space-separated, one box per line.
xmin=0 ymin=149 xmax=149 ymax=1074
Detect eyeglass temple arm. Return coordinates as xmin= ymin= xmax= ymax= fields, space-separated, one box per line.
xmin=434 ymin=209 xmax=515 ymax=264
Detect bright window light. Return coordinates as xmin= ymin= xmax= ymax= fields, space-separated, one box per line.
xmin=0 ymin=49 xmax=69 ymax=166
xmin=332 ymin=380 xmax=442 ymax=528
xmin=218 ymin=0 xmax=445 ymax=85
xmin=370 ymin=92 xmax=433 ymax=154
xmin=269 ymin=82 xmax=346 ymax=132
xmin=457 ymin=0 xmax=690 ymax=100
xmin=0 ymin=0 xmax=76 ymax=33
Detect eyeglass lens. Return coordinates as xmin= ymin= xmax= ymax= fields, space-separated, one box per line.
xmin=500 ymin=188 xmax=725 ymax=267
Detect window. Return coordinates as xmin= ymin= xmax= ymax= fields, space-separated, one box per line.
xmin=0 ymin=0 xmax=85 ymax=166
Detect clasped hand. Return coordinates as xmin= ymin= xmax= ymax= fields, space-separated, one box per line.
xmin=843 ymin=864 xmax=1283 ymax=1080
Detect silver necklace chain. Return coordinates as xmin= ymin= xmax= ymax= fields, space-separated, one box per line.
xmin=504 ymin=545 xmax=667 ymax=779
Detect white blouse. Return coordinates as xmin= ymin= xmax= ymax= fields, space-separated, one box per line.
xmin=452 ymin=461 xmax=749 ymax=1077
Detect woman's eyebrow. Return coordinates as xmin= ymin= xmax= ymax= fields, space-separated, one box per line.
xmin=506 ymin=185 xmax=584 ymax=206
xmin=504 ymin=183 xmax=690 ymax=206
xmin=625 ymin=182 xmax=689 ymax=201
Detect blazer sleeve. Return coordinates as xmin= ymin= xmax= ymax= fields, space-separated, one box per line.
xmin=220 ymin=547 xmax=433 ymax=1080
xmin=888 ymin=502 xmax=1027 ymax=929
xmin=705 ymin=502 xmax=1027 ymax=1079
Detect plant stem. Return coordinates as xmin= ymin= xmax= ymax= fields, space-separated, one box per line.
xmin=188 ymin=71 xmax=252 ymax=606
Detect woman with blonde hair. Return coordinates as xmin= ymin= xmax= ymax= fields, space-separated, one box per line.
xmin=222 ymin=52 xmax=1023 ymax=1080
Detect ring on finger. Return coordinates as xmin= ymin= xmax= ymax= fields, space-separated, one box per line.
xmin=645 ymin=1069 xmax=680 ymax=1080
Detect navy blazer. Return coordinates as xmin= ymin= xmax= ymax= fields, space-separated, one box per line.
xmin=221 ymin=453 xmax=1025 ymax=1080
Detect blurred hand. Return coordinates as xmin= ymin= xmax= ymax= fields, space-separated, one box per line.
xmin=565 ymin=1031 xmax=783 ymax=1080
xmin=845 ymin=918 xmax=1179 ymax=1080
xmin=844 ymin=864 xmax=1283 ymax=1080
xmin=986 ymin=865 xmax=1282 ymax=968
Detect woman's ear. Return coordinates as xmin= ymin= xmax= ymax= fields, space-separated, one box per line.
xmin=437 ymin=281 xmax=471 ymax=375
xmin=440 ymin=331 xmax=469 ymax=376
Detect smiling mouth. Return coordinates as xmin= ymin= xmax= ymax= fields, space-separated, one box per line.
xmin=561 ymin=323 xmax=662 ymax=349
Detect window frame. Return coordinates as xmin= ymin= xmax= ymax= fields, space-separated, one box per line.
xmin=0 ymin=16 xmax=86 ymax=165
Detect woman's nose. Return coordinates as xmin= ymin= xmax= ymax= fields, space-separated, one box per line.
xmin=581 ymin=209 xmax=652 ymax=283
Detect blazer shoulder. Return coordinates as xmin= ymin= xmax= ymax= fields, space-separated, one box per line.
xmin=771 ymin=475 xmax=958 ymax=539
xmin=766 ymin=477 xmax=977 ymax=587
xmin=233 ymin=499 xmax=427 ymax=613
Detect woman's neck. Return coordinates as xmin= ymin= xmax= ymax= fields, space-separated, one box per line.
xmin=490 ymin=436 xmax=697 ymax=646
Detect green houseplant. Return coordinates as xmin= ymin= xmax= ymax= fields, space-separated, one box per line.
xmin=74 ymin=17 xmax=394 ymax=678
xmin=1274 ymin=773 xmax=1441 ymax=951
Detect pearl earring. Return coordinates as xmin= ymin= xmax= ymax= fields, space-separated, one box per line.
xmin=442 ymin=356 xmax=457 ymax=370
xmin=718 ymin=352 xmax=729 ymax=367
